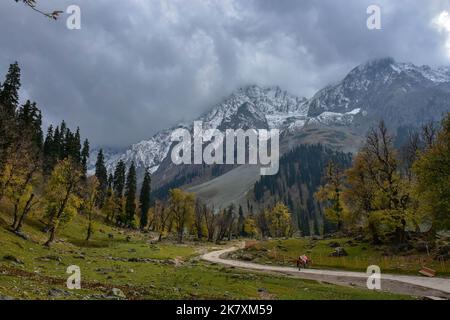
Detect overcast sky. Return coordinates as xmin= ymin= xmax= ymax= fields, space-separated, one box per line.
xmin=1 ymin=0 xmax=450 ymax=148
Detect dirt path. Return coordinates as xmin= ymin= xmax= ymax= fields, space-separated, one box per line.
xmin=201 ymin=245 xmax=450 ymax=299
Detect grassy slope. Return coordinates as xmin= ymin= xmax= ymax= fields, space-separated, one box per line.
xmin=0 ymin=208 xmax=412 ymax=300
xmin=236 ymin=238 xmax=450 ymax=276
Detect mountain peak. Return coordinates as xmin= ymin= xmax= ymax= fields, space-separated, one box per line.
xmin=93 ymin=58 xmax=450 ymax=185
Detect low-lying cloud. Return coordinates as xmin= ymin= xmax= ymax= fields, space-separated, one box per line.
xmin=1 ymin=0 xmax=449 ymax=147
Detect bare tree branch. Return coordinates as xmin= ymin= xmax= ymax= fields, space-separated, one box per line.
xmin=14 ymin=0 xmax=63 ymax=20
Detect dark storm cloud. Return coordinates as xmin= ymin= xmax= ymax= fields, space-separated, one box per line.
xmin=1 ymin=0 xmax=449 ymax=147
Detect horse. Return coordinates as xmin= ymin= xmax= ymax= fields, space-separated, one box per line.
xmin=296 ymin=255 xmax=311 ymax=270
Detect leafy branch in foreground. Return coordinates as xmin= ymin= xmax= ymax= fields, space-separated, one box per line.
xmin=14 ymin=0 xmax=63 ymax=20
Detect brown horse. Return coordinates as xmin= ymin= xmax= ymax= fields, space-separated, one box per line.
xmin=296 ymin=255 xmax=311 ymax=270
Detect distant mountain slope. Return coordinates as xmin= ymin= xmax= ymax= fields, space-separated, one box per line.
xmin=92 ymin=58 xmax=450 ymax=205
xmin=307 ymin=57 xmax=450 ymax=131
xmin=252 ymin=144 xmax=353 ymax=236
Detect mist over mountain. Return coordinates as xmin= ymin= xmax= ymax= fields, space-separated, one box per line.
xmin=91 ymin=58 xmax=450 ymax=190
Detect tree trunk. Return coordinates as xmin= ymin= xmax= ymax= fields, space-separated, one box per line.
xmin=45 ymin=226 xmax=56 ymax=247
xmin=86 ymin=221 xmax=92 ymax=241
xmin=14 ymin=193 xmax=35 ymax=233
xmin=44 ymin=184 xmax=73 ymax=246
xmin=369 ymin=222 xmax=381 ymax=245
xmin=12 ymin=202 xmax=19 ymax=229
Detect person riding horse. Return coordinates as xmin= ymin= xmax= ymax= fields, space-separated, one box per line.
xmin=296 ymin=255 xmax=311 ymax=269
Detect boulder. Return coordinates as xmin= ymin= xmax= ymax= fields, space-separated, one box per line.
xmin=110 ymin=288 xmax=126 ymax=299
xmin=48 ymin=288 xmax=72 ymax=298
xmin=415 ymin=241 xmax=430 ymax=253
xmin=328 ymin=241 xmax=341 ymax=248
xmin=329 ymin=247 xmax=348 ymax=257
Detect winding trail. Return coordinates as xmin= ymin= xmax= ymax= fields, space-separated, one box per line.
xmin=201 ymin=245 xmax=450 ymax=299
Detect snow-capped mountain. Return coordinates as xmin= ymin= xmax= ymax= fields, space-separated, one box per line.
xmin=307 ymin=57 xmax=450 ymax=118
xmin=95 ymin=85 xmax=316 ymax=175
xmin=94 ymin=58 xmax=450 ymax=183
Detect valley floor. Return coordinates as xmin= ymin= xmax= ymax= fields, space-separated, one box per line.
xmin=0 ymin=209 xmax=414 ymax=300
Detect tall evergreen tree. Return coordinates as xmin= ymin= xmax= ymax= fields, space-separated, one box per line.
xmin=52 ymin=126 xmax=61 ymax=160
xmin=108 ymin=173 xmax=114 ymax=190
xmin=0 ymin=62 xmax=21 ymax=168
xmin=113 ymin=160 xmax=126 ymax=197
xmin=238 ymin=205 xmax=245 ymax=236
xmin=0 ymin=62 xmax=21 ymax=116
xmin=80 ymin=139 xmax=90 ymax=179
xmin=73 ymin=127 xmax=82 ymax=163
xmin=94 ymin=149 xmax=108 ymax=207
xmin=43 ymin=125 xmax=55 ymax=175
xmin=17 ymin=100 xmax=43 ymax=151
xmin=139 ymin=169 xmax=151 ymax=229
xmin=124 ymin=162 xmax=137 ymax=226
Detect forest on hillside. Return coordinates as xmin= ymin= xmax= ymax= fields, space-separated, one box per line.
xmin=1 ymin=61 xmax=449 ymax=252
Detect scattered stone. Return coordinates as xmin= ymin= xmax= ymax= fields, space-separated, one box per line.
xmin=415 ymin=241 xmax=430 ymax=253
xmin=257 ymin=288 xmax=267 ymax=293
xmin=239 ymin=254 xmax=254 ymax=261
xmin=3 ymin=255 xmax=24 ymax=265
xmin=110 ymin=288 xmax=126 ymax=299
xmin=354 ymin=234 xmax=364 ymax=241
xmin=48 ymin=288 xmax=72 ymax=298
xmin=328 ymin=241 xmax=341 ymax=248
xmin=434 ymin=244 xmax=449 ymax=261
xmin=128 ymin=248 xmax=137 ymax=253
xmin=436 ymin=243 xmax=450 ymax=255
xmin=329 ymin=247 xmax=348 ymax=257
xmin=390 ymin=243 xmax=413 ymax=253
xmin=38 ymin=255 xmax=62 ymax=262
xmin=0 ymin=295 xmax=15 ymax=300
xmin=95 ymin=268 xmax=114 ymax=274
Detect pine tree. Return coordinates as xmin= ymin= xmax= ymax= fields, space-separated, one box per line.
xmin=139 ymin=169 xmax=151 ymax=229
xmin=108 ymin=173 xmax=114 ymax=190
xmin=0 ymin=62 xmax=21 ymax=116
xmin=73 ymin=127 xmax=81 ymax=163
xmin=0 ymin=62 xmax=21 ymax=168
xmin=238 ymin=205 xmax=245 ymax=236
xmin=124 ymin=162 xmax=137 ymax=227
xmin=113 ymin=160 xmax=126 ymax=198
xmin=94 ymin=149 xmax=108 ymax=207
xmin=17 ymin=100 xmax=43 ymax=150
xmin=43 ymin=125 xmax=55 ymax=175
xmin=52 ymin=126 xmax=61 ymax=160
xmin=80 ymin=139 xmax=90 ymax=179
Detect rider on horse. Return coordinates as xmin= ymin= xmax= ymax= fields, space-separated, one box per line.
xmin=296 ymin=255 xmax=311 ymax=269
